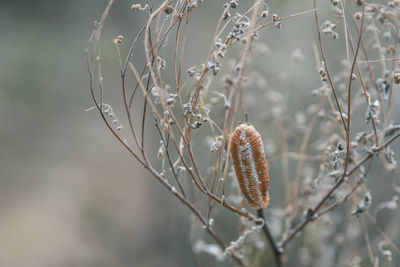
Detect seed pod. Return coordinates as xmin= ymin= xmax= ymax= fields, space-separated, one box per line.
xmin=230 ymin=124 xmax=270 ymax=209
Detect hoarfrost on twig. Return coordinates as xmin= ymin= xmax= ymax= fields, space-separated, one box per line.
xmin=193 ymin=240 xmax=225 ymax=261
xmin=224 ymin=221 xmax=264 ymax=256
xmin=351 ymin=191 xmax=372 ymax=217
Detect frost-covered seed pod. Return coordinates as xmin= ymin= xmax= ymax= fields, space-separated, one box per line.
xmin=230 ymin=124 xmax=270 ymax=209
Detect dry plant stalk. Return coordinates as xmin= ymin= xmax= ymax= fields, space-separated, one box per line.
xmin=87 ymin=0 xmax=400 ymax=266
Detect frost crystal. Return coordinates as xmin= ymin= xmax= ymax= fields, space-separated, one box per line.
xmin=351 ymin=191 xmax=372 ymax=216
xmin=193 ymin=240 xmax=225 ymax=261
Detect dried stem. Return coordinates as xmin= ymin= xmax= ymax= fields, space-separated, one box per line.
xmin=257 ymin=209 xmax=283 ymax=267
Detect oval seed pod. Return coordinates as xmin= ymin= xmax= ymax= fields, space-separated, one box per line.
xmin=230 ymin=124 xmax=270 ymax=210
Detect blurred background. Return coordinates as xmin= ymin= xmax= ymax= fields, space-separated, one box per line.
xmin=1 ymin=0 xmax=399 ymax=267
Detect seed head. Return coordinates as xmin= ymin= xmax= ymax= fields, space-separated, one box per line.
xmin=165 ymin=5 xmax=174 ymax=14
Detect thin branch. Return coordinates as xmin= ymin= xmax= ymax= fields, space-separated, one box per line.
xmin=155 ymin=119 xmax=186 ymax=198
xmin=313 ymin=0 xmax=348 ymax=133
xmin=281 ymin=131 xmax=400 ymax=248
xmin=342 ymin=2 xmax=365 ymax=179
xmin=360 ymin=57 xmax=400 ymax=63
xmin=257 ymin=209 xmax=283 ymax=267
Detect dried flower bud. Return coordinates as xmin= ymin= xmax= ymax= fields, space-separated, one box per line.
xmin=331 ymin=0 xmax=339 ymax=5
xmin=113 ymin=35 xmax=124 ymax=44
xmin=187 ymin=66 xmax=196 ymax=77
xmin=332 ymin=141 xmax=346 ymax=170
xmin=261 ymin=10 xmax=268 ymax=18
xmin=230 ymin=0 xmax=238 ymax=8
xmin=166 ymin=97 xmax=175 ymax=106
xmin=354 ymin=12 xmax=363 ymax=20
xmin=223 ymin=8 xmax=231 ymax=20
xmin=377 ymin=78 xmax=390 ymax=101
xmin=164 ymin=5 xmax=174 ymax=14
xmin=394 ymin=73 xmax=400 ymax=84
xmin=355 ymin=0 xmax=364 ymax=5
xmin=191 ymin=121 xmax=202 ymax=129
xmin=157 ymin=142 xmax=165 ymax=159
xmin=131 ymin=4 xmax=148 ymax=11
xmin=131 ymin=4 xmax=141 ymax=10
xmin=188 ymin=1 xmax=197 ymax=11
xmin=387 ymin=45 xmax=396 ymax=54
xmin=351 ymin=191 xmax=372 ymax=216
xmin=230 ymin=124 xmax=270 ymax=209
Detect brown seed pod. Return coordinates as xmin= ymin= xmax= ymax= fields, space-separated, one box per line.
xmin=230 ymin=124 xmax=270 ymax=210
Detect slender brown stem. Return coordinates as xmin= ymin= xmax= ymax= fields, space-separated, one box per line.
xmin=342 ymin=2 xmax=365 ymax=181
xmin=313 ymin=0 xmax=348 ymax=133
xmin=257 ymin=209 xmax=283 ymax=267
xmin=155 ymin=119 xmax=186 ymax=198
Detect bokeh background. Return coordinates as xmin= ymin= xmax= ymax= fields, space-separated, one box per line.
xmin=1 ymin=0 xmax=399 ymax=267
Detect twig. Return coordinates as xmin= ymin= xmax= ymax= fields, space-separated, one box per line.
xmin=360 ymin=58 xmax=400 ymax=63
xmin=342 ymin=2 xmax=365 ymax=181
xmin=257 ymin=209 xmax=283 ymax=267
xmin=155 ymin=119 xmax=186 ymax=198
xmin=313 ymin=0 xmax=348 ymax=133
xmin=281 ymin=131 xmax=400 ymax=248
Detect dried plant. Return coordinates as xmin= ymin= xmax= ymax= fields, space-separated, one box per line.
xmin=87 ymin=0 xmax=400 ymax=266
